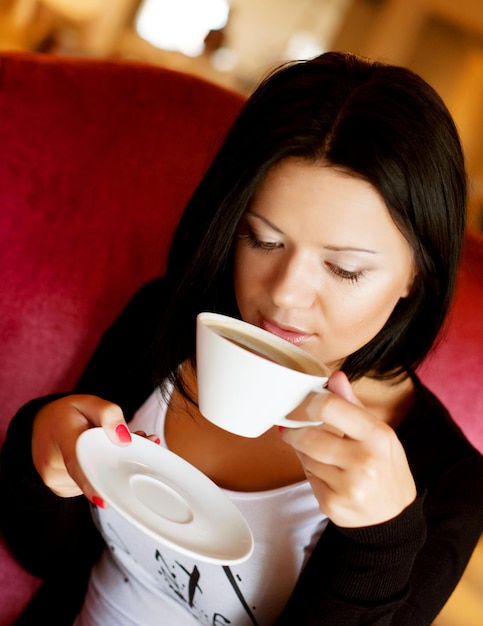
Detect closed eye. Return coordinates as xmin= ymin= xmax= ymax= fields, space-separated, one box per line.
xmin=237 ymin=231 xmax=282 ymax=251
xmin=326 ymin=262 xmax=364 ymax=283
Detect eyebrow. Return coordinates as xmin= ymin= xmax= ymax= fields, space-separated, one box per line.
xmin=246 ymin=210 xmax=378 ymax=255
xmin=246 ymin=211 xmax=284 ymax=234
xmin=324 ymin=245 xmax=377 ymax=254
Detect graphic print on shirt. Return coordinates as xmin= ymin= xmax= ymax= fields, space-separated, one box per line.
xmin=89 ymin=478 xmax=327 ymax=626
xmin=222 ymin=566 xmax=258 ymax=625
xmin=154 ymin=548 xmax=259 ymax=625
xmin=88 ymin=383 xmax=326 ymax=626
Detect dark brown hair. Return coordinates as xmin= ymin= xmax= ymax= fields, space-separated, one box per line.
xmin=154 ymin=51 xmax=467 ymax=394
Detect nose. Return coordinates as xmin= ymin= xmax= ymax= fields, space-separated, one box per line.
xmin=269 ymin=251 xmax=319 ymax=310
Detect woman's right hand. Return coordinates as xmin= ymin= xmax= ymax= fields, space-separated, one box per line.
xmin=32 ymin=395 xmax=134 ymax=504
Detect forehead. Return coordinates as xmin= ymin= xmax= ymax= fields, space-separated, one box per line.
xmin=252 ymin=159 xmax=380 ymax=222
xmin=254 ymin=158 xmax=382 ymax=207
xmin=248 ymin=158 xmax=413 ymax=258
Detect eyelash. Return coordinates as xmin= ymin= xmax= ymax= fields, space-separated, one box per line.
xmin=238 ymin=229 xmax=364 ymax=283
xmin=325 ymin=263 xmax=364 ymax=284
xmin=238 ymin=231 xmax=281 ymax=251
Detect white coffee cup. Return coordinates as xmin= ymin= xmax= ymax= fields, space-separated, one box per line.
xmin=196 ymin=312 xmax=330 ymax=438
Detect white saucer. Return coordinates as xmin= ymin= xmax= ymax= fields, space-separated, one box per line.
xmin=76 ymin=428 xmax=254 ymax=565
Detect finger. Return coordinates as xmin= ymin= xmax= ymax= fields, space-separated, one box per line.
xmin=32 ymin=396 xmax=120 ymax=505
xmin=70 ymin=395 xmax=131 ymax=446
xmin=302 ymin=454 xmax=342 ymax=487
xmin=134 ymin=431 xmax=162 ymax=445
xmin=64 ymin=397 xmax=127 ymax=501
xmin=304 ymin=381 xmax=380 ymax=442
xmin=64 ymin=454 xmax=107 ymax=507
xmin=147 ymin=434 xmax=162 ymax=445
xmin=303 ymin=462 xmax=367 ymax=528
xmin=302 ymin=455 xmax=342 ymax=497
xmin=294 ymin=452 xmax=344 ymax=515
xmin=283 ymin=426 xmax=357 ymax=469
xmin=327 ymin=371 xmax=364 ymax=407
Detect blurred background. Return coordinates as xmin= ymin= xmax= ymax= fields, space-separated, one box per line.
xmin=0 ymin=2 xmax=482 ymax=625
xmin=0 ymin=0 xmax=482 ymax=232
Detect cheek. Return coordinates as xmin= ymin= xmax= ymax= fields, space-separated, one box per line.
xmin=233 ymin=248 xmax=253 ymax=311
xmin=330 ymin=281 xmax=406 ymax=343
xmin=361 ymin=285 xmax=403 ymax=322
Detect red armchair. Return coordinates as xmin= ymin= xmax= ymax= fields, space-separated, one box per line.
xmin=0 ymin=51 xmax=244 ymax=624
xmin=0 ymin=52 xmax=481 ymax=624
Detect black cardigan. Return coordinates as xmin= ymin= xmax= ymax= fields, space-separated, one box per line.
xmin=1 ymin=278 xmax=482 ymax=625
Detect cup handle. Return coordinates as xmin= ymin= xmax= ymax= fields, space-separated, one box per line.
xmin=274 ymin=387 xmax=329 ymax=429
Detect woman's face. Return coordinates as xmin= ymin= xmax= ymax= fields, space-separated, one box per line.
xmin=233 ymin=158 xmax=415 ymax=371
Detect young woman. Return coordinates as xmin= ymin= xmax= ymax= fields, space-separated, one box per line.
xmin=1 ymin=52 xmax=482 ymax=626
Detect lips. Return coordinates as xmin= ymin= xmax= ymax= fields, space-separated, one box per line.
xmin=261 ymin=318 xmax=313 ymax=345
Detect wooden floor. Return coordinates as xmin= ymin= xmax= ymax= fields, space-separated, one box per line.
xmin=433 ymin=537 xmax=483 ymax=626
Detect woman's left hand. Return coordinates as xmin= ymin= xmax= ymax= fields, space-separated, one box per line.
xmin=280 ymin=371 xmax=417 ymax=528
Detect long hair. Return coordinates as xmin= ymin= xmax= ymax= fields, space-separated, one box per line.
xmin=153 ymin=51 xmax=467 ymax=397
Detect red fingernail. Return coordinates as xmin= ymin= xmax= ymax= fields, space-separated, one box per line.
xmin=154 ymin=437 xmax=161 ymax=445
xmin=91 ymin=495 xmax=107 ymax=508
xmin=115 ymin=424 xmax=132 ymax=443
xmin=278 ymin=426 xmax=285 ymax=434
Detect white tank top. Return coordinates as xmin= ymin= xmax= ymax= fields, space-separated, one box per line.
xmin=75 ymin=389 xmax=327 ymax=626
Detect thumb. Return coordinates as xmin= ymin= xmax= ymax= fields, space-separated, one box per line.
xmin=327 ymin=370 xmax=364 ymax=407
